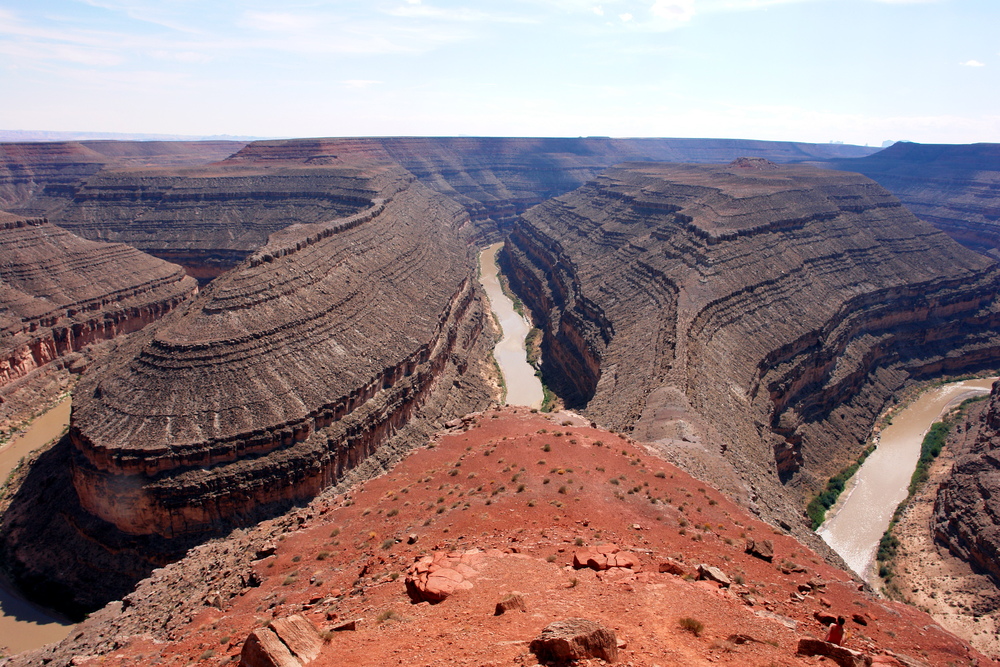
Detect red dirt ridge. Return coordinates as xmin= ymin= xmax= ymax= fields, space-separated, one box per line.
xmin=40 ymin=408 xmax=995 ymax=667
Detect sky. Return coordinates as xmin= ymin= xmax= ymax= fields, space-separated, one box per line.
xmin=0 ymin=0 xmax=998 ymax=145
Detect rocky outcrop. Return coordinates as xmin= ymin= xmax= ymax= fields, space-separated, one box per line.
xmin=933 ymin=380 xmax=1000 ymax=585
xmin=529 ymin=618 xmax=619 ymax=664
xmin=67 ymin=165 xmax=492 ymax=539
xmin=824 ymin=142 xmax=1000 ymax=258
xmin=405 ymin=550 xmax=482 ymax=603
xmin=0 ymin=214 xmax=197 ymax=391
xmin=239 ymin=615 xmax=322 ymax=667
xmin=502 ymin=161 xmax=1000 ymax=524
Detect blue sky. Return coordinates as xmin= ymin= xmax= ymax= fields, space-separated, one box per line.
xmin=1 ymin=0 xmax=997 ymax=144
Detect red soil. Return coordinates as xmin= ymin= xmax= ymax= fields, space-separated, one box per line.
xmin=84 ymin=408 xmax=994 ymax=667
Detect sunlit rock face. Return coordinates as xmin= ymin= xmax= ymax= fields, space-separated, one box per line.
xmin=0 ymin=213 xmax=197 ymax=391
xmin=69 ymin=162 xmax=493 ymax=539
xmin=935 ymin=380 xmax=1000 ymax=585
xmin=825 ymin=142 xmax=1000 ymax=258
xmin=503 ymin=160 xmax=1000 ymax=520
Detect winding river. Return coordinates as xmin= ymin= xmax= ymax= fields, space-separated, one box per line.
xmin=479 ymin=243 xmax=544 ymax=409
xmin=818 ymin=378 xmax=996 ymax=584
xmin=0 ymin=397 xmax=76 ymax=656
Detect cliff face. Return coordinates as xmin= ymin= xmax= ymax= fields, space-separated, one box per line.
xmin=0 ymin=214 xmax=197 ymax=392
xmin=67 ymin=162 xmax=493 ymax=540
xmin=0 ymin=140 xmax=242 ymax=211
xmin=934 ymin=381 xmax=1000 ymax=585
xmin=503 ymin=161 xmax=1000 ymax=521
xmin=2 ymin=137 xmax=877 ymax=277
xmin=825 ymin=142 xmax=1000 ymax=257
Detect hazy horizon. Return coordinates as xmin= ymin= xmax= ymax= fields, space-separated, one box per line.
xmin=2 ymin=0 xmax=998 ymax=146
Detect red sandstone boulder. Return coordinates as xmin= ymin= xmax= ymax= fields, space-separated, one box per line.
xmin=529 ymin=617 xmax=618 ymax=664
xmin=796 ymin=637 xmax=869 ymax=667
xmin=404 ymin=550 xmax=482 ymax=603
xmin=572 ymin=544 xmax=639 ymax=572
xmin=239 ymin=614 xmax=322 ymax=667
xmin=494 ymin=593 xmax=527 ymax=615
xmin=745 ymin=538 xmax=774 ymax=562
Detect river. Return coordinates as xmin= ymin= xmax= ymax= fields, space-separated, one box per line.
xmin=0 ymin=397 xmax=76 ymax=656
xmin=479 ymin=243 xmax=544 ymax=409
xmin=818 ymin=378 xmax=996 ymax=584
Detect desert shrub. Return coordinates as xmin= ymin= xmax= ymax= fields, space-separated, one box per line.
xmin=678 ymin=617 xmax=704 ymax=636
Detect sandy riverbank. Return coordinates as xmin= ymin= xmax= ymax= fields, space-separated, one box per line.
xmin=887 ymin=400 xmax=1000 ymax=659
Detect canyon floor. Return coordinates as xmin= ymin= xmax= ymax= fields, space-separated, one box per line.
xmin=887 ymin=409 xmax=1000 ymax=659
xmin=14 ymin=407 xmax=993 ymax=667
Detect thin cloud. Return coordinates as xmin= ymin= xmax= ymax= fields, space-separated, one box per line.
xmin=960 ymin=60 xmax=985 ymax=67
xmin=384 ymin=3 xmax=538 ymax=24
xmin=341 ymin=79 xmax=382 ymax=88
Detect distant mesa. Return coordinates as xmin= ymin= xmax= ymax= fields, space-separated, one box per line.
xmin=1 ymin=136 xmax=879 ymax=279
xmin=729 ymin=156 xmax=779 ymax=170
xmin=825 ymin=141 xmax=1000 ymax=258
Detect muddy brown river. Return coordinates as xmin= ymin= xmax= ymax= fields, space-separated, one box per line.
xmin=0 ymin=397 xmax=76 ymax=656
xmin=479 ymin=243 xmax=544 ymax=409
xmin=818 ymin=378 xmax=996 ymax=584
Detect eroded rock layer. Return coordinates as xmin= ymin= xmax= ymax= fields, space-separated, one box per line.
xmin=503 ymin=161 xmax=1000 ymax=521
xmin=825 ymin=142 xmax=1000 ymax=257
xmin=934 ymin=380 xmax=1000 ymax=585
xmin=68 ymin=163 xmax=493 ymax=539
xmin=0 ymin=140 xmax=243 ymax=210
xmin=0 ymin=213 xmax=197 ymax=391
xmin=4 ymin=138 xmax=877 ymax=277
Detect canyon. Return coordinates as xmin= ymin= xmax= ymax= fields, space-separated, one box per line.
xmin=501 ymin=159 xmax=1000 ymax=528
xmin=4 ymin=138 xmax=876 ymax=279
xmin=934 ymin=381 xmax=1000 ymax=587
xmin=0 ymin=212 xmax=197 ymax=431
xmin=825 ymin=142 xmax=1000 ymax=257
xmin=1 ymin=136 xmax=1000 ymax=663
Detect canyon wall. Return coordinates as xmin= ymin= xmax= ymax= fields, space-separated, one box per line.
xmin=67 ymin=162 xmax=492 ymax=539
xmin=0 ymin=213 xmax=197 ymax=394
xmin=502 ymin=160 xmax=1000 ymax=524
xmin=2 ymin=138 xmax=877 ymax=277
xmin=934 ymin=380 xmax=1000 ymax=585
xmin=824 ymin=142 xmax=1000 ymax=257
xmin=0 ymin=140 xmax=242 ymax=210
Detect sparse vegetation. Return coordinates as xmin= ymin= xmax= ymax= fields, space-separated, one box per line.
xmin=806 ymin=442 xmax=876 ymax=529
xmin=678 ymin=617 xmax=704 ymax=636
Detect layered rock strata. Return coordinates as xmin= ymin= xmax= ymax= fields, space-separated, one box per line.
xmin=0 ymin=140 xmax=242 ymax=210
xmin=3 ymin=137 xmax=876 ymax=277
xmin=825 ymin=142 xmax=1000 ymax=257
xmin=43 ymin=163 xmax=387 ymax=280
xmin=934 ymin=380 xmax=1000 ymax=584
xmin=0 ymin=214 xmax=197 ymax=392
xmin=230 ymin=137 xmax=879 ymax=242
xmin=502 ymin=161 xmax=1000 ymax=520
xmin=68 ymin=166 xmax=492 ymax=539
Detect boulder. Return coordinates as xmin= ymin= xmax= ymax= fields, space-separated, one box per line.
xmin=494 ymin=593 xmax=527 ymax=616
xmin=404 ymin=550 xmax=481 ymax=603
xmin=657 ymin=559 xmax=690 ymax=577
xmin=572 ymin=544 xmax=638 ymax=572
xmin=744 ymin=538 xmax=774 ymax=562
xmin=239 ymin=614 xmax=322 ymax=667
xmin=697 ymin=564 xmax=731 ymax=587
xmin=796 ymin=638 xmax=870 ymax=667
xmin=529 ymin=618 xmax=618 ymax=664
